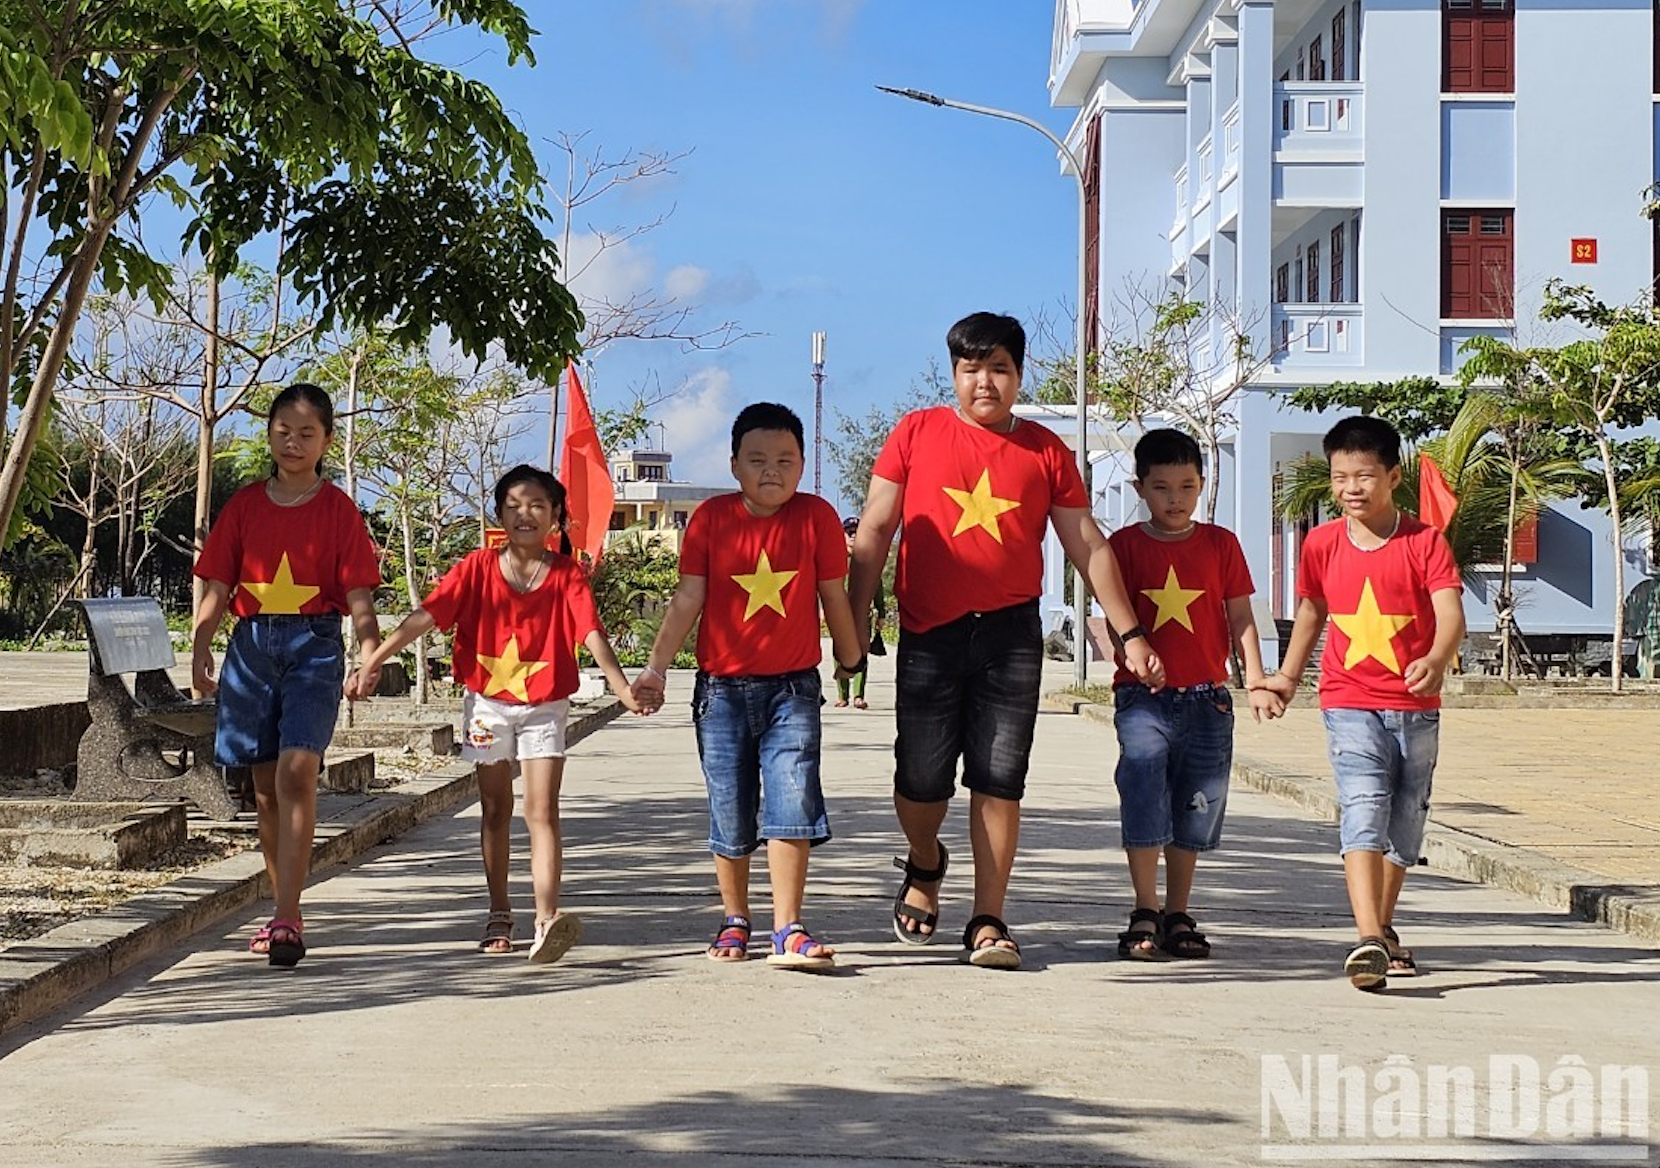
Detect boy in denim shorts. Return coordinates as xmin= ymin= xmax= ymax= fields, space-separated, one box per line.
xmin=849 ymin=312 xmax=1162 ymax=970
xmin=1107 ymin=429 xmax=1279 ymax=961
xmin=634 ymin=403 xmax=863 ymax=971
xmin=1258 ymin=417 xmax=1465 ymax=991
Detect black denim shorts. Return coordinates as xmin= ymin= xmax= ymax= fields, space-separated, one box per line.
xmin=892 ymin=600 xmax=1043 ymax=803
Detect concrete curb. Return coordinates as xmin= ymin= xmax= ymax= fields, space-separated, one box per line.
xmin=1042 ymin=693 xmax=1660 ymax=949
xmin=0 ymin=699 xmax=624 ymax=1038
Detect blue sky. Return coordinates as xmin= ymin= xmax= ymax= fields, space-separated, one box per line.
xmin=431 ymin=0 xmax=1078 ymax=501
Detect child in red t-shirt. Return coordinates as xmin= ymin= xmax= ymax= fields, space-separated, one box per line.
xmin=1257 ymin=417 xmax=1466 ymax=991
xmin=1107 ymin=429 xmax=1280 ymax=962
xmin=632 ymin=403 xmax=863 ymax=972
xmin=347 ymin=465 xmax=641 ymax=965
xmin=192 ymin=382 xmax=383 ymax=968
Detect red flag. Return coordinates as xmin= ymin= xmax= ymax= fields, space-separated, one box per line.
xmin=1418 ymin=452 xmax=1458 ymax=532
xmin=558 ymin=363 xmax=615 ymax=565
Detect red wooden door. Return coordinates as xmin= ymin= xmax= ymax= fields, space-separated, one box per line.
xmin=1442 ymin=210 xmax=1513 ymax=318
xmin=1444 ymin=0 xmax=1513 ymax=93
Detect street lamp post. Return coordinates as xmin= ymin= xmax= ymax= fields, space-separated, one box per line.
xmin=811 ymin=330 xmax=827 ymax=496
xmin=877 ymin=85 xmax=1093 ymax=689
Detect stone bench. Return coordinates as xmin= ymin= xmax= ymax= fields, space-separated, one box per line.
xmin=72 ymin=598 xmax=236 ymax=820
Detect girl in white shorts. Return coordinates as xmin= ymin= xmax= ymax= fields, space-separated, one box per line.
xmin=348 ymin=465 xmax=641 ymax=963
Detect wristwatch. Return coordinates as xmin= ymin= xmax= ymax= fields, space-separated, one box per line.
xmin=1118 ymin=624 xmax=1149 ymax=643
xmin=838 ymin=654 xmax=868 ymax=674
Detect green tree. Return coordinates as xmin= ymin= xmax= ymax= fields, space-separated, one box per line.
xmin=1286 ymin=376 xmax=1467 ymax=443
xmin=0 ymin=1 xmax=583 ymax=547
xmin=1460 ymin=280 xmax=1660 ymax=690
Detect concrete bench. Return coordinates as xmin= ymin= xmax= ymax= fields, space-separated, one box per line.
xmin=71 ymin=598 xmax=237 ymax=820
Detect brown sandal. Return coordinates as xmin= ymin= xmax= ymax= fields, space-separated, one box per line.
xmin=478 ymin=910 xmax=515 ymax=956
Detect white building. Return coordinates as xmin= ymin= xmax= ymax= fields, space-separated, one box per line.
xmin=607 ymin=448 xmax=727 ymax=553
xmin=1048 ymin=0 xmax=1657 ymax=639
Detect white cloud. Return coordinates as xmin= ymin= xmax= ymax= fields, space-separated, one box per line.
xmin=562 ymin=231 xmax=656 ymax=306
xmin=657 ymin=367 xmax=739 ymax=487
xmin=663 ymin=264 xmax=710 ymax=300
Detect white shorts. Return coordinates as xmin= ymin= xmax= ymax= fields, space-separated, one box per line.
xmin=461 ymin=692 xmax=570 ymax=762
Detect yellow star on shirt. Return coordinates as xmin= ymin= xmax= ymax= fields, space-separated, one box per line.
xmin=240 ymin=552 xmax=321 ymax=614
xmin=943 ymin=469 xmax=1021 ymax=543
xmin=1331 ymin=578 xmax=1416 ymax=674
xmin=732 ymin=549 xmax=798 ymax=621
xmin=476 ymin=635 xmax=551 ymax=702
xmin=1142 ymin=566 xmax=1206 ymax=632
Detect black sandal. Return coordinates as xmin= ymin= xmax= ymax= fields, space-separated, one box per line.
xmin=1159 ymin=911 xmax=1211 ymax=959
xmin=960 ymin=913 xmax=1021 ymax=970
xmin=1382 ymin=925 xmax=1420 ymax=976
xmin=1117 ymin=907 xmax=1167 ymax=960
xmin=891 ymin=842 xmax=948 ymax=945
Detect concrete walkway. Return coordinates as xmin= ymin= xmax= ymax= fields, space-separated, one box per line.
xmin=2 ymin=657 xmax=1657 ymax=1166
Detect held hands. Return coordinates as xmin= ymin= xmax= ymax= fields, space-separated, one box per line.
xmin=1244 ymin=677 xmax=1287 ymax=722
xmin=631 ymin=667 xmax=666 ymax=715
xmin=1249 ymin=671 xmax=1298 ymax=717
xmin=1403 ymin=655 xmax=1449 ymax=697
xmin=342 ymin=665 xmax=382 ymax=703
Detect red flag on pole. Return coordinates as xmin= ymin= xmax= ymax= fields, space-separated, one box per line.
xmin=1418 ymin=452 xmax=1459 ymax=532
xmin=558 ymin=363 xmax=615 ymax=565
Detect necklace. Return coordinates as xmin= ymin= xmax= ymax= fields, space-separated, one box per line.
xmin=266 ymin=477 xmax=324 ymax=508
xmin=504 ymin=550 xmax=547 ymax=594
xmin=1345 ymin=510 xmax=1401 ymax=552
xmin=1142 ymin=520 xmax=1197 ymax=539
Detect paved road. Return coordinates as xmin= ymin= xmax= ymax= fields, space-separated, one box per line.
xmin=2 ymin=661 xmax=1657 ymax=1166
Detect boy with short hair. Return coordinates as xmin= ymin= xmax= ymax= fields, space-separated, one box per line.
xmin=633 ymin=402 xmax=862 ymax=971
xmin=1257 ymin=416 xmax=1466 ymax=991
xmin=1108 ymin=428 xmax=1279 ymax=961
xmin=849 ymin=311 xmax=1163 ymax=971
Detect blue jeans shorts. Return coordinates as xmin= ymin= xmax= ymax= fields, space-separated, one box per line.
xmin=893 ymin=600 xmax=1043 ymax=803
xmin=692 ymin=669 xmax=830 ymax=859
xmin=1322 ymin=708 xmax=1440 ymax=865
xmin=1113 ymin=683 xmax=1233 ymax=851
xmin=215 ymin=615 xmax=346 ymax=767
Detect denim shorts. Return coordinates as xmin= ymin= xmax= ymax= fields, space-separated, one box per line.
xmin=893 ymin=600 xmax=1043 ymax=803
xmin=1322 ymin=708 xmax=1440 ymax=865
xmin=692 ymin=669 xmax=830 ymax=858
xmin=215 ymin=615 xmax=346 ymax=767
xmin=1113 ymin=683 xmax=1233 ymax=851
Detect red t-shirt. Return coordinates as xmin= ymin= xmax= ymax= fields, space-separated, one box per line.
xmin=421 ymin=548 xmax=602 ymax=704
xmin=193 ymin=481 xmax=381 ymax=618
xmin=1296 ymin=515 xmax=1463 ymax=711
xmin=872 ymin=407 xmax=1088 ymax=633
xmin=679 ymin=491 xmax=847 ymax=678
xmin=1108 ymin=523 xmax=1254 ymax=689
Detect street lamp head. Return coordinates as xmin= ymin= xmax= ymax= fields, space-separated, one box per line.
xmin=875 ymin=84 xmax=945 ymax=107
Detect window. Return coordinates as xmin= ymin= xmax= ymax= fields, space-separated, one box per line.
xmin=609 ymin=510 xmax=627 ymax=531
xmin=1296 ymin=47 xmax=1305 ymax=80
xmin=1442 ymin=208 xmax=1513 ymax=318
xmin=1309 ymin=35 xmax=1326 ymax=81
xmin=1330 ymin=224 xmax=1346 ymax=303
xmin=1294 ymin=247 xmax=1304 ymax=304
xmin=1306 ymin=239 xmax=1321 ymax=304
xmin=673 ymin=510 xmax=689 ymax=529
xmin=1444 ymin=0 xmax=1513 ymax=93
xmin=1276 ymin=263 xmax=1290 ymax=304
xmin=640 ymin=464 xmax=666 ymax=482
xmin=1332 ymin=11 xmax=1347 ymax=81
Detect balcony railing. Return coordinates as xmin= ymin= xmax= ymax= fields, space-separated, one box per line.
xmin=1271 ymin=303 xmax=1363 ymax=368
xmin=1172 ymin=164 xmax=1189 ymax=236
xmin=1273 ymin=82 xmax=1364 ymax=155
xmin=1221 ymin=102 xmax=1241 ymax=185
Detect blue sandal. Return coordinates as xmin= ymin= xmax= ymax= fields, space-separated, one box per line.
xmin=706 ymin=914 xmax=751 ymax=962
xmin=767 ymin=922 xmax=834 ymax=971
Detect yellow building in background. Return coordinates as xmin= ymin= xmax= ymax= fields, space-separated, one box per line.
xmin=606 ymin=448 xmax=727 ymax=553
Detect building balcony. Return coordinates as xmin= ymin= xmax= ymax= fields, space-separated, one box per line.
xmin=1273 ymin=82 xmax=1364 ymax=159
xmin=1271 ymin=303 xmax=1363 ymax=369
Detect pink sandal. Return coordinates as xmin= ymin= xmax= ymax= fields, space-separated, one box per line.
xmin=267 ymin=919 xmax=305 ymax=968
xmin=248 ymin=924 xmax=273 ymax=956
